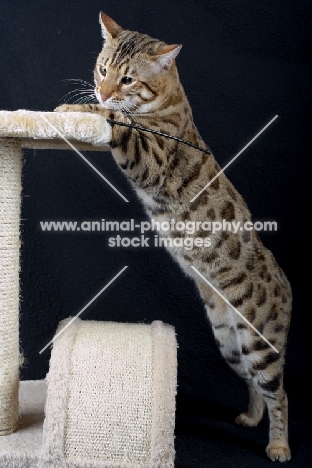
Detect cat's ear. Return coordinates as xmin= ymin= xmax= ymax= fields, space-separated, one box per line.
xmin=150 ymin=44 xmax=182 ymax=71
xmin=99 ymin=12 xmax=123 ymax=41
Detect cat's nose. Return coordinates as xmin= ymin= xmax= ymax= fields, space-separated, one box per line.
xmin=100 ymin=94 xmax=109 ymax=101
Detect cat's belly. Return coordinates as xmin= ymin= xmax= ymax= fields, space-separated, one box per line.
xmin=141 ymin=204 xmax=218 ymax=279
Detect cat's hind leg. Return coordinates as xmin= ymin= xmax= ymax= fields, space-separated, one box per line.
xmin=248 ymin=352 xmax=290 ymax=462
xmin=235 ymin=380 xmax=265 ymax=427
xmin=261 ymin=384 xmax=290 ymax=462
xmin=236 ymin=374 xmax=290 ymax=461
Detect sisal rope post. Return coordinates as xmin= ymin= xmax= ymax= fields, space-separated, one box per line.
xmin=0 ymin=138 xmax=22 ymax=435
xmin=0 ymin=111 xmax=111 ymax=438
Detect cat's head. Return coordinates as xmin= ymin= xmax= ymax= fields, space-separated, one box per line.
xmin=94 ymin=12 xmax=182 ymax=114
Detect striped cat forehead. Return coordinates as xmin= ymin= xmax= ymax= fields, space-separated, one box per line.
xmin=98 ymin=12 xmax=182 ymax=70
xmin=100 ymin=12 xmax=159 ymax=50
xmin=103 ymin=31 xmax=161 ymax=67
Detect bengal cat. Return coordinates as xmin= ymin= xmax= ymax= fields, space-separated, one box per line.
xmin=56 ymin=12 xmax=292 ymax=462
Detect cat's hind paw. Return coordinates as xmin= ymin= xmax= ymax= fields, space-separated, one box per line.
xmin=266 ymin=443 xmax=291 ymax=463
xmin=235 ymin=413 xmax=261 ymax=427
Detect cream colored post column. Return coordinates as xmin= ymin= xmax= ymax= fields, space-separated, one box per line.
xmin=0 ymin=138 xmax=22 ymax=435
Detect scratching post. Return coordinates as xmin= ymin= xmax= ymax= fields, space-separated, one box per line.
xmin=0 ymin=138 xmax=22 ymax=435
xmin=0 ymin=110 xmax=177 ymax=467
xmin=0 ymin=110 xmax=111 ymax=438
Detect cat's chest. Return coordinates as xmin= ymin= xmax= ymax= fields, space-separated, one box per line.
xmin=135 ymin=187 xmax=179 ymax=216
xmin=135 ymin=188 xmax=158 ymax=209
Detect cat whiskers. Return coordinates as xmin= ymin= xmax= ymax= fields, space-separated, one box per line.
xmin=59 ymin=79 xmax=98 ymax=104
xmin=114 ymin=100 xmax=138 ymax=115
xmin=62 ymin=78 xmax=95 ymax=88
xmin=73 ymin=93 xmax=98 ymax=104
xmin=59 ymin=88 xmax=98 ymax=105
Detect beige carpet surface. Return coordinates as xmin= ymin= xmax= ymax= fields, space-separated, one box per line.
xmin=0 ymin=380 xmax=46 ymax=467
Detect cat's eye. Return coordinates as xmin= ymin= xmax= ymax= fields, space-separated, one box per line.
xmin=121 ymin=76 xmax=134 ymax=85
xmin=99 ymin=66 xmax=107 ymax=76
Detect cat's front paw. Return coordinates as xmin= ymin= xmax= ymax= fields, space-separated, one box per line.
xmin=54 ymin=104 xmax=83 ymax=112
xmin=266 ymin=443 xmax=291 ymax=463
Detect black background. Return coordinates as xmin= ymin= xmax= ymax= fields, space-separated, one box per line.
xmin=0 ymin=1 xmax=311 ymax=466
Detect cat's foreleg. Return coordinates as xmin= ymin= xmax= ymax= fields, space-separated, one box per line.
xmin=54 ymin=104 xmax=127 ymax=150
xmin=55 ymin=103 xmax=112 ymax=119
